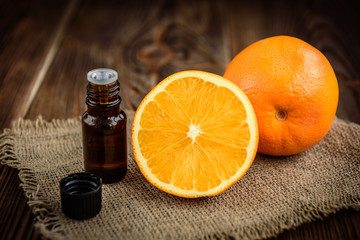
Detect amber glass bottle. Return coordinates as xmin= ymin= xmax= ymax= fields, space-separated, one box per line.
xmin=82 ymin=68 xmax=127 ymax=184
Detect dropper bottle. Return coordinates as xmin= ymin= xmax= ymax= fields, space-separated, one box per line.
xmin=82 ymin=68 xmax=127 ymax=184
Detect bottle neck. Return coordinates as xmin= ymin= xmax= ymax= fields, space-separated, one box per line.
xmin=86 ymin=81 xmax=121 ymax=116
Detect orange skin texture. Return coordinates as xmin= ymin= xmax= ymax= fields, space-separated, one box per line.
xmin=224 ymin=36 xmax=339 ymax=156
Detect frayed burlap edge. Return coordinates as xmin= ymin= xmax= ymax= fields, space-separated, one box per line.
xmin=1 ymin=116 xmax=359 ymax=240
xmin=0 ymin=116 xmax=82 ymax=240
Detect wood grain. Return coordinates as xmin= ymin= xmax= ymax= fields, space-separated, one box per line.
xmin=27 ymin=0 xmax=230 ymax=117
xmin=1 ymin=0 xmax=359 ymax=239
xmin=0 ymin=1 xmax=73 ymax=239
xmin=0 ymin=0 xmax=73 ymax=129
xmin=0 ymin=165 xmax=40 ymax=240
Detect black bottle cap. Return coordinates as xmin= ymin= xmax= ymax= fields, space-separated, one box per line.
xmin=60 ymin=172 xmax=102 ymax=220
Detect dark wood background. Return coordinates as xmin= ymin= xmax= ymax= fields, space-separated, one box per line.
xmin=1 ymin=0 xmax=359 ymax=239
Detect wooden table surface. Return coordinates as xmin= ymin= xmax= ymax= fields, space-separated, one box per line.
xmin=1 ymin=0 xmax=359 ymax=239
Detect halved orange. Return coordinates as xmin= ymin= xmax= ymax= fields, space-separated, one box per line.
xmin=132 ymin=71 xmax=258 ymax=198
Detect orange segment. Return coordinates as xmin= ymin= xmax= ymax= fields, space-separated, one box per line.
xmin=132 ymin=70 xmax=258 ymax=198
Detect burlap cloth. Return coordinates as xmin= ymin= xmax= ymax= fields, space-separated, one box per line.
xmin=1 ymin=111 xmax=359 ymax=240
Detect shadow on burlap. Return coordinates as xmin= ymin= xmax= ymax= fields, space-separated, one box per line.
xmin=1 ymin=111 xmax=359 ymax=240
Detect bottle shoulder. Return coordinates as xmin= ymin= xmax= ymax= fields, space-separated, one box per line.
xmin=82 ymin=110 xmax=126 ymax=130
xmin=82 ymin=109 xmax=126 ymax=119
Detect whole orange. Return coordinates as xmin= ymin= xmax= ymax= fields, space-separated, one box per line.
xmin=224 ymin=36 xmax=339 ymax=156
